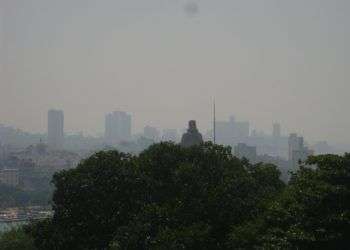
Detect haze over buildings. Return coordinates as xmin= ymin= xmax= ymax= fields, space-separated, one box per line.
xmin=288 ymin=133 xmax=313 ymax=169
xmin=143 ymin=126 xmax=160 ymax=142
xmin=162 ymin=129 xmax=178 ymax=142
xmin=1 ymin=0 xmax=350 ymax=145
xmin=273 ymin=123 xmax=281 ymax=138
xmin=105 ymin=111 xmax=132 ymax=145
xmin=2 ymin=3 xmax=350 ymax=242
xmin=47 ymin=109 xmax=64 ymax=150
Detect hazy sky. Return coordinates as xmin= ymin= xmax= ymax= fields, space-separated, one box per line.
xmin=1 ymin=0 xmax=349 ymax=144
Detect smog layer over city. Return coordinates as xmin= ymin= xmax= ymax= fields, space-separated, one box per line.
xmin=1 ymin=1 xmax=350 ymax=249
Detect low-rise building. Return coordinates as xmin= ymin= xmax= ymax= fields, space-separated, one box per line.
xmin=0 ymin=169 xmax=19 ymax=187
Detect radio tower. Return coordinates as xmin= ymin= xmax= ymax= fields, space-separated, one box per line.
xmin=213 ymin=99 xmax=216 ymax=144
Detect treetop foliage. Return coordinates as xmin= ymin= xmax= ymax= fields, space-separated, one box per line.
xmin=20 ymin=143 xmax=350 ymax=250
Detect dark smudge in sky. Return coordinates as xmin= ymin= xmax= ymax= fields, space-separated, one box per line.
xmin=183 ymin=1 xmax=199 ymax=17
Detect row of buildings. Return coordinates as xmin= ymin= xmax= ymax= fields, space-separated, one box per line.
xmin=233 ymin=133 xmax=313 ymax=171
xmin=0 ymin=109 xmax=319 ymax=187
xmin=47 ymin=110 xmax=282 ymax=150
xmin=48 ymin=110 xmax=313 ymax=164
xmin=47 ymin=110 xmax=180 ymax=150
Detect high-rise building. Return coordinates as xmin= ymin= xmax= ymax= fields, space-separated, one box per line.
xmin=143 ymin=126 xmax=160 ymax=142
xmin=273 ymin=123 xmax=281 ymax=137
xmin=105 ymin=111 xmax=131 ymax=145
xmin=215 ymin=116 xmax=250 ymax=145
xmin=288 ymin=133 xmax=303 ymax=161
xmin=48 ymin=109 xmax=64 ymax=150
xmin=216 ymin=121 xmax=233 ymax=144
xmin=288 ymin=133 xmax=313 ymax=168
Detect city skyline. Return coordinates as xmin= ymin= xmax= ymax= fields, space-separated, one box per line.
xmin=1 ymin=0 xmax=350 ymax=144
xmin=1 ymin=2 xmax=350 ymax=247
xmin=0 ymin=107 xmax=343 ymax=145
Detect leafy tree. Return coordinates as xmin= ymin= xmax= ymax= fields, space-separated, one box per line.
xmin=229 ymin=154 xmax=350 ymax=249
xmin=138 ymin=143 xmax=284 ymax=250
xmin=30 ymin=142 xmax=284 ymax=250
xmin=0 ymin=227 xmax=36 ymax=250
xmin=50 ymin=151 xmax=143 ymax=250
xmin=24 ymin=145 xmax=350 ymax=249
xmin=25 ymin=219 xmax=60 ymax=250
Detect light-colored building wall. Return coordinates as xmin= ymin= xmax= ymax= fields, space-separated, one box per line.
xmin=48 ymin=110 xmax=64 ymax=150
xmin=105 ymin=111 xmax=132 ymax=145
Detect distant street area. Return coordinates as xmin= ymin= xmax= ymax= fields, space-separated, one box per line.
xmin=0 ymin=206 xmax=52 ymax=232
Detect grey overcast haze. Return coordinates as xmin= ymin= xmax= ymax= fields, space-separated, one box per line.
xmin=1 ymin=0 xmax=349 ymax=144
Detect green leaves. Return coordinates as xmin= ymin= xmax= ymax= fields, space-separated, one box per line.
xmin=0 ymin=228 xmax=36 ymax=250
xmin=45 ymin=151 xmax=143 ymax=250
xmin=241 ymin=154 xmax=350 ymax=249
xmin=27 ymin=143 xmax=288 ymax=250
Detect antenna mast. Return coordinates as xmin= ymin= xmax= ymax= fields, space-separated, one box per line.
xmin=213 ymin=99 xmax=216 ymax=144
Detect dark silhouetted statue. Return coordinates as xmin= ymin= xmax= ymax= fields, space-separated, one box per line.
xmin=181 ymin=120 xmax=203 ymax=147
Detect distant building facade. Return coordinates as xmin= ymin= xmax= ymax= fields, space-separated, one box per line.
xmin=288 ymin=133 xmax=304 ymax=161
xmin=234 ymin=143 xmax=257 ymax=162
xmin=143 ymin=126 xmax=160 ymax=142
xmin=47 ymin=109 xmax=64 ymax=150
xmin=288 ymin=133 xmax=313 ymax=168
xmin=212 ymin=116 xmax=290 ymax=158
xmin=236 ymin=121 xmax=250 ymax=138
xmin=4 ymin=143 xmax=81 ymax=178
xmin=105 ymin=111 xmax=131 ymax=145
xmin=215 ymin=116 xmax=250 ymax=145
xmin=311 ymin=141 xmax=335 ymax=155
xmin=216 ymin=121 xmax=234 ymax=145
xmin=273 ymin=123 xmax=281 ymax=137
xmin=162 ymin=129 xmax=178 ymax=142
xmin=181 ymin=120 xmax=203 ymax=147
xmin=0 ymin=169 xmax=19 ymax=187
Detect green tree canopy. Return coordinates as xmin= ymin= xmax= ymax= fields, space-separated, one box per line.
xmin=0 ymin=228 xmax=36 ymax=250
xmin=28 ymin=142 xmax=284 ymax=250
xmin=229 ymin=154 xmax=350 ymax=249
